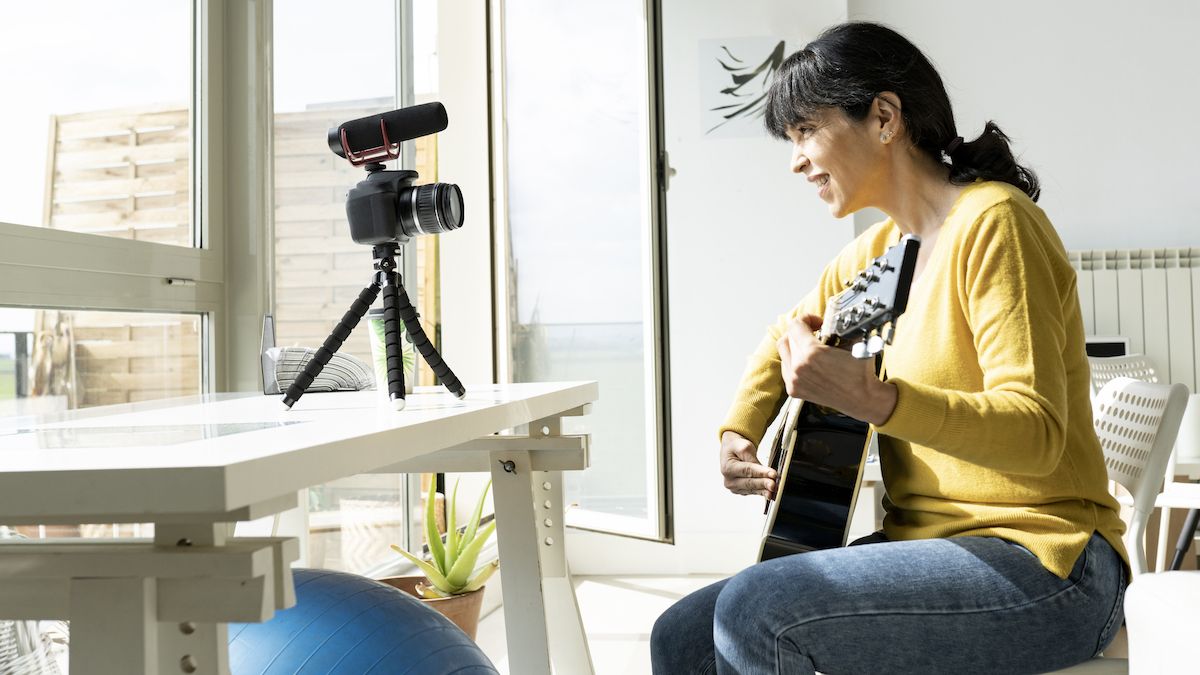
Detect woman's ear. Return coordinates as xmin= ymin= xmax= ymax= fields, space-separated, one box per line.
xmin=874 ymin=92 xmax=902 ymax=139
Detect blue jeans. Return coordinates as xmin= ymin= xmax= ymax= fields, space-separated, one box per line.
xmin=650 ymin=532 xmax=1125 ymax=674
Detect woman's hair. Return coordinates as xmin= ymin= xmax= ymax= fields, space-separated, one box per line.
xmin=764 ymin=22 xmax=1040 ymax=202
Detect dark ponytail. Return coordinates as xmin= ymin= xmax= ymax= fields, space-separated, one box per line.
xmin=946 ymin=121 xmax=1040 ymax=201
xmin=764 ymin=22 xmax=1041 ymax=202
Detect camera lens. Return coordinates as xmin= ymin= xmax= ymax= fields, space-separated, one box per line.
xmin=400 ymin=182 xmax=464 ymax=238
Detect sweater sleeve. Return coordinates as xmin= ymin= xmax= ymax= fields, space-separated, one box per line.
xmin=876 ymin=202 xmax=1071 ymax=476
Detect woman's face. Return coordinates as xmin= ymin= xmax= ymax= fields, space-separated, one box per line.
xmin=785 ymin=106 xmax=888 ymax=218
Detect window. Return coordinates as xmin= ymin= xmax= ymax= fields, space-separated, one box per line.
xmin=0 ymin=2 xmax=220 ymax=412
xmin=0 ymin=2 xmax=194 ymax=247
xmin=0 ymin=1 xmax=222 ymax=544
xmin=500 ymin=0 xmax=669 ymax=539
xmin=0 ymin=308 xmax=201 ymax=415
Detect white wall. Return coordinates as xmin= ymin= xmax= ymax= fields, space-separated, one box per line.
xmin=849 ymin=0 xmax=1200 ymax=250
xmin=569 ymin=0 xmax=1200 ymax=574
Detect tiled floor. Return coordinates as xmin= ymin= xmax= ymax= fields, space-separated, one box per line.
xmin=475 ymin=575 xmax=722 ymax=674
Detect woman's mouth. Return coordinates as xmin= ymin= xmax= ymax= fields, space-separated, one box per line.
xmin=815 ymin=175 xmax=831 ymax=198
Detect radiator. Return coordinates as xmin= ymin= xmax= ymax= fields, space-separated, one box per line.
xmin=1069 ymin=248 xmax=1200 ymax=394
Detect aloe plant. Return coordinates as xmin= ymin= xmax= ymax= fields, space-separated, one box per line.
xmin=390 ymin=479 xmax=499 ymax=598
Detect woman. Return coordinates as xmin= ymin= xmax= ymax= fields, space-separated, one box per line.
xmin=651 ymin=22 xmax=1128 ymax=674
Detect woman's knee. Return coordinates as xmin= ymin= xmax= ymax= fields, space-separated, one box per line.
xmin=650 ymin=580 xmax=725 ymax=672
xmin=714 ymin=559 xmax=808 ymax=628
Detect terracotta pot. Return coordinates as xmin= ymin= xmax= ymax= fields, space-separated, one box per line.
xmin=378 ymin=575 xmax=486 ymax=639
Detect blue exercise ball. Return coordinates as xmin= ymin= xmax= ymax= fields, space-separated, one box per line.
xmin=228 ymin=568 xmax=498 ymax=674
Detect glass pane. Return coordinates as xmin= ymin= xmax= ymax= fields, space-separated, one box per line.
xmin=0 ymin=306 xmax=202 ymax=541
xmin=0 ymin=307 xmax=201 ymax=415
xmin=504 ymin=1 xmax=659 ymax=529
xmin=0 ymin=2 xmax=193 ymax=246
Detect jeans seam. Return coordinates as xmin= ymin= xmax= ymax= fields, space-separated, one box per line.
xmin=1095 ymin=564 xmax=1127 ymax=656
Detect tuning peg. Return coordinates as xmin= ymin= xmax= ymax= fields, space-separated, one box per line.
xmin=866 ymin=334 xmax=885 ymax=356
xmin=851 ymin=341 xmax=870 ymax=359
xmin=882 ymin=324 xmax=896 ymax=345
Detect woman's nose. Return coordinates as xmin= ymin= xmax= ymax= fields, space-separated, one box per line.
xmin=790 ymin=148 xmax=808 ymax=174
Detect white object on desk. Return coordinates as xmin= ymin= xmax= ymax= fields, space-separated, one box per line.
xmin=0 ymin=382 xmax=598 ymax=675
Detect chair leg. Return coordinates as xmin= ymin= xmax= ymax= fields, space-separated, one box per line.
xmin=1169 ymin=508 xmax=1200 ymax=570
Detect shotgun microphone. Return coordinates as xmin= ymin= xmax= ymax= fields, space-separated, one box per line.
xmin=327 ymin=102 xmax=449 ymax=165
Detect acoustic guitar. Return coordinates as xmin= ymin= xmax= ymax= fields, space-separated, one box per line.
xmin=759 ymin=235 xmax=920 ymax=562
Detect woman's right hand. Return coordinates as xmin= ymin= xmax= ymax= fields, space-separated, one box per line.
xmin=720 ymin=430 xmax=776 ymax=499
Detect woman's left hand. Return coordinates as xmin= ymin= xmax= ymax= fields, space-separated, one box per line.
xmin=777 ymin=314 xmax=898 ymax=425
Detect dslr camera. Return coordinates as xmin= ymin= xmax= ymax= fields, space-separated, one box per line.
xmin=328 ymin=101 xmax=464 ymax=245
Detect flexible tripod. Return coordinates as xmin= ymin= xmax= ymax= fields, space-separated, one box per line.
xmin=282 ymin=243 xmax=465 ymax=410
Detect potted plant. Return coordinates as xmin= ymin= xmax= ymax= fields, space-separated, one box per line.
xmin=381 ymin=478 xmax=499 ymax=639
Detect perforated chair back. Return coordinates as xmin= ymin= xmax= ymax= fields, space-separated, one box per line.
xmin=1092 ymin=376 xmax=1189 ymax=575
xmin=1088 ymin=354 xmax=1159 ymax=397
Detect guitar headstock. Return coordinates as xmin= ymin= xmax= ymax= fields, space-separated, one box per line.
xmin=825 ymin=234 xmax=920 ymax=359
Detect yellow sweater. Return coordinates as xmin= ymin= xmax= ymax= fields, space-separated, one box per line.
xmin=720 ymin=181 xmax=1128 ymax=579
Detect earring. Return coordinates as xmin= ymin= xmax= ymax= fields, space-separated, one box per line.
xmin=880 ymin=132 xmax=892 ymax=143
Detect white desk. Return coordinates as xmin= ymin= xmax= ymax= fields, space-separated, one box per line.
xmin=0 ymin=381 xmax=598 ymax=675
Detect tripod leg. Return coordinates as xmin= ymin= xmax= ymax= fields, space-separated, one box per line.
xmin=380 ymin=281 xmax=409 ymax=411
xmin=282 ymin=282 xmax=380 ymax=409
xmin=391 ymin=275 xmax=466 ymax=399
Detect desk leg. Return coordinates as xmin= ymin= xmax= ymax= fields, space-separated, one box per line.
xmin=490 ymin=449 xmax=595 ymax=675
xmin=69 ymin=578 xmax=230 ymax=675
xmin=70 ymin=578 xmax=158 ymax=675
xmin=153 ymin=523 xmax=233 ymax=675
xmin=491 ymin=449 xmax=553 ymax=675
xmin=535 ymin=469 xmax=595 ymax=675
xmin=157 ymin=620 xmax=229 ymax=675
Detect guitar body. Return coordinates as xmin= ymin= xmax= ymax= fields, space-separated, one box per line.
xmin=758 ymin=398 xmax=872 ymax=561
xmin=753 ymin=234 xmax=920 ymax=562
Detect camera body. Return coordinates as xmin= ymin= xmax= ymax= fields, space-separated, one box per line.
xmin=345 ymin=168 xmax=463 ymax=246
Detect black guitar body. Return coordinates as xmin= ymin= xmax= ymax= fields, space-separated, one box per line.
xmin=759 ymin=403 xmax=871 ymax=561
xmin=753 ymin=235 xmax=918 ymax=563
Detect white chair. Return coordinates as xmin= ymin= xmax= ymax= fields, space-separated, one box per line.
xmin=1048 ymin=376 xmax=1189 ymax=674
xmin=1093 ymin=377 xmax=1190 ymax=575
xmin=1087 ymin=355 xmax=1160 ymax=398
xmin=1086 ymin=355 xmax=1195 ymax=571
